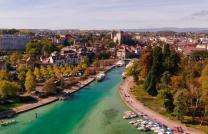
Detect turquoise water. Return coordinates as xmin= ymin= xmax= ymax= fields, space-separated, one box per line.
xmin=0 ymin=68 xmax=152 ymax=134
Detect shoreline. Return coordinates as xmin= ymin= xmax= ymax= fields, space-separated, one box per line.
xmin=0 ymin=65 xmax=117 ymax=119
xmin=119 ymin=77 xmax=205 ymax=134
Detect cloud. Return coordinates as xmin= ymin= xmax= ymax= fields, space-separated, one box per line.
xmin=192 ymin=10 xmax=208 ymax=16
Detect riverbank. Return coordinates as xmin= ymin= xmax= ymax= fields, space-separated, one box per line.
xmin=119 ymin=77 xmax=205 ymax=134
xmin=0 ymin=65 xmax=117 ymax=119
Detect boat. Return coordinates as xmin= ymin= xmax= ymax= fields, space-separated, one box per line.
xmin=96 ymin=72 xmax=106 ymax=81
xmin=116 ymin=60 xmax=125 ymax=67
xmin=122 ymin=72 xmax=126 ymax=79
xmin=0 ymin=119 xmax=16 ymax=126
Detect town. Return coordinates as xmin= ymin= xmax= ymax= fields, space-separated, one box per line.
xmin=0 ymin=28 xmax=208 ymax=134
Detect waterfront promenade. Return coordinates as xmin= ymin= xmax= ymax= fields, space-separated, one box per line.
xmin=0 ymin=65 xmax=116 ymax=119
xmin=119 ymin=77 xmax=205 ymax=134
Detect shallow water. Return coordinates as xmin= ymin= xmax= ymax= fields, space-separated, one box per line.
xmin=0 ymin=68 xmax=152 ymax=134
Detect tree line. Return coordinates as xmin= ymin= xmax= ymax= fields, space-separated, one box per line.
xmin=126 ymin=44 xmax=208 ymax=125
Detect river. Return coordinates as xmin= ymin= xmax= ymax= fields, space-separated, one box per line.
xmin=1 ymin=67 xmax=152 ymax=134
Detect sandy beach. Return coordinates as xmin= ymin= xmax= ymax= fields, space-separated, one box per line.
xmin=119 ymin=77 xmax=205 ymax=134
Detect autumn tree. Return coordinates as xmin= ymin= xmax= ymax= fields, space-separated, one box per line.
xmin=40 ymin=66 xmax=49 ymax=80
xmin=47 ymin=65 xmax=55 ymax=78
xmin=34 ymin=67 xmax=41 ymax=81
xmin=0 ymin=70 xmax=9 ymax=81
xmin=25 ymin=70 xmax=36 ymax=92
xmin=140 ymin=48 xmax=152 ymax=78
xmin=200 ymin=64 xmax=208 ymax=123
xmin=43 ymin=78 xmax=57 ymax=95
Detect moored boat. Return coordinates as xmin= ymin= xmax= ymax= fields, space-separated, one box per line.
xmin=116 ymin=60 xmax=125 ymax=67
xmin=0 ymin=119 xmax=16 ymax=126
xmin=96 ymin=72 xmax=106 ymax=81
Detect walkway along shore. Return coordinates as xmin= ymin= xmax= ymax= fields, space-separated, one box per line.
xmin=119 ymin=77 xmax=205 ymax=134
xmin=0 ymin=65 xmax=117 ymax=119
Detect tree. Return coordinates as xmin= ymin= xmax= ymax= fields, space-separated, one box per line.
xmin=174 ymin=90 xmax=189 ymax=121
xmin=63 ymin=64 xmax=72 ymax=76
xmin=34 ymin=67 xmax=41 ymax=81
xmin=126 ymin=62 xmax=140 ymax=81
xmin=25 ymin=70 xmax=36 ymax=92
xmin=201 ymin=65 xmax=208 ymax=98
xmin=26 ymin=40 xmax=43 ymax=57
xmin=17 ymin=64 xmax=28 ymax=86
xmin=158 ymin=86 xmax=174 ymax=113
xmin=0 ymin=70 xmax=9 ymax=81
xmin=26 ymin=39 xmax=59 ymax=58
xmin=53 ymin=65 xmax=61 ymax=78
xmin=96 ymin=50 xmax=111 ymax=59
xmin=9 ymin=52 xmax=22 ymax=65
xmin=40 ymin=66 xmax=49 ymax=80
xmin=145 ymin=47 xmax=163 ymax=96
xmin=78 ymin=58 xmax=88 ymax=71
xmin=161 ymin=71 xmax=171 ymax=85
xmin=43 ymin=78 xmax=57 ymax=95
xmin=200 ymin=64 xmax=208 ymax=123
xmin=93 ymin=59 xmax=100 ymax=71
xmin=0 ymin=81 xmax=20 ymax=99
xmin=47 ymin=65 xmax=55 ymax=78
xmin=163 ymin=51 xmax=180 ymax=74
xmin=140 ymin=48 xmax=152 ymax=78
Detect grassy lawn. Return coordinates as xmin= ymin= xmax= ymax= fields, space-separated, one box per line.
xmin=131 ymin=83 xmax=208 ymax=133
xmin=0 ymin=103 xmax=23 ymax=112
xmin=131 ymin=84 xmax=166 ymax=113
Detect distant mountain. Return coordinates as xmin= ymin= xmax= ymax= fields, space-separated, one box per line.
xmin=122 ymin=28 xmax=208 ymax=33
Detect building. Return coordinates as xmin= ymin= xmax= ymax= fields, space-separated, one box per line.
xmin=49 ymin=51 xmax=81 ymax=66
xmin=116 ymin=45 xmax=130 ymax=59
xmin=0 ymin=35 xmax=30 ymax=51
xmin=112 ymin=31 xmax=132 ymax=45
xmin=196 ymin=44 xmax=208 ymax=50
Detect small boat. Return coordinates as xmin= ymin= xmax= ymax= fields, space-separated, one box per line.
xmin=0 ymin=119 xmax=16 ymax=126
xmin=96 ymin=72 xmax=106 ymax=81
xmin=116 ymin=60 xmax=125 ymax=67
xmin=122 ymin=72 xmax=126 ymax=79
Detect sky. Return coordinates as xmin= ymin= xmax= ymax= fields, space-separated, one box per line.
xmin=0 ymin=0 xmax=208 ymax=29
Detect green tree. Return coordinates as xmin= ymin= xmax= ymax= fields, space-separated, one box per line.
xmin=163 ymin=52 xmax=180 ymax=74
xmin=161 ymin=71 xmax=171 ymax=85
xmin=0 ymin=81 xmax=20 ymax=99
xmin=17 ymin=64 xmax=28 ymax=85
xmin=174 ymin=90 xmax=189 ymax=121
xmin=126 ymin=62 xmax=140 ymax=81
xmin=158 ymin=86 xmax=174 ymax=113
xmin=26 ymin=39 xmax=59 ymax=58
xmin=145 ymin=47 xmax=163 ymax=96
xmin=25 ymin=70 xmax=36 ymax=92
